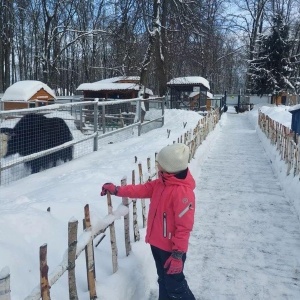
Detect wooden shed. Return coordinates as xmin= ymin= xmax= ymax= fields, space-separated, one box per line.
xmin=76 ymin=76 xmax=153 ymax=100
xmin=76 ymin=76 xmax=154 ymax=124
xmin=167 ymin=76 xmax=210 ymax=111
xmin=271 ymin=92 xmax=299 ymax=106
xmin=189 ymin=90 xmax=214 ymax=111
xmin=1 ymin=80 xmax=56 ymax=110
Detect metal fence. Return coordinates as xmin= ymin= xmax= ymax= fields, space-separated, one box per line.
xmin=0 ymin=97 xmax=164 ymax=185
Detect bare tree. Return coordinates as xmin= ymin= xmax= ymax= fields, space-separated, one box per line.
xmin=0 ymin=0 xmax=14 ymax=92
xmin=4 ymin=0 xmax=300 ymax=96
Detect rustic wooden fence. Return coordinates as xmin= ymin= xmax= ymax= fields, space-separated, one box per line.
xmin=258 ymin=111 xmax=300 ymax=178
xmin=0 ymin=109 xmax=220 ymax=299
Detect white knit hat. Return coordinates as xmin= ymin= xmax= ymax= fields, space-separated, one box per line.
xmin=156 ymin=143 xmax=190 ymax=173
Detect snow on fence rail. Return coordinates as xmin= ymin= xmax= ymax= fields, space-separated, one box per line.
xmin=258 ymin=111 xmax=300 ymax=178
xmin=0 ymin=109 xmax=220 ymax=299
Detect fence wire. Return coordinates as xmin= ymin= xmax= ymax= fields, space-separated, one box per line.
xmin=0 ymin=98 xmax=164 ymax=185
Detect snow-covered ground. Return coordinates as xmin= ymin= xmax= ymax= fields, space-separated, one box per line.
xmin=0 ymin=104 xmax=299 ymax=300
xmin=188 ymin=106 xmax=300 ymax=299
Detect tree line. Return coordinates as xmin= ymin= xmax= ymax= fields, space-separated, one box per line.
xmin=1 ymin=0 xmax=300 ymax=98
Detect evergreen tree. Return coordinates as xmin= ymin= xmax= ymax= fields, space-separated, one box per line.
xmin=248 ymin=13 xmax=294 ymax=97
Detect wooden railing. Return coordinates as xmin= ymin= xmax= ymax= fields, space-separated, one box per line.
xmin=258 ymin=111 xmax=300 ymax=178
xmin=0 ymin=109 xmax=220 ymax=299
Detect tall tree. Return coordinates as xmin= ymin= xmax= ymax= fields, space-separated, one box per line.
xmin=248 ymin=13 xmax=294 ymax=98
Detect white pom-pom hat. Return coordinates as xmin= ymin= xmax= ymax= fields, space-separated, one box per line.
xmin=156 ymin=143 xmax=190 ymax=173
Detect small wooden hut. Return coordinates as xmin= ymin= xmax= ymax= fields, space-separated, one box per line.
xmin=167 ymin=76 xmax=210 ymax=111
xmin=76 ymin=76 xmax=154 ymax=124
xmin=76 ymin=76 xmax=153 ymax=100
xmin=1 ymin=80 xmax=56 ymax=110
xmin=189 ymin=91 xmax=214 ymax=111
xmin=271 ymin=92 xmax=299 ymax=106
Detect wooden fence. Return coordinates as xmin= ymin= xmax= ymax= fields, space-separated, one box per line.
xmin=258 ymin=111 xmax=300 ymax=178
xmin=0 ymin=109 xmax=220 ymax=299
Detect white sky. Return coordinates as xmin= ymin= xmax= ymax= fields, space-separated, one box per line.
xmin=0 ymin=104 xmax=300 ymax=300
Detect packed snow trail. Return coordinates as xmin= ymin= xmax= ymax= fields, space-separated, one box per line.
xmin=185 ymin=110 xmax=300 ymax=299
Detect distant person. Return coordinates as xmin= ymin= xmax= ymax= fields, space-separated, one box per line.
xmin=100 ymin=143 xmax=196 ymax=299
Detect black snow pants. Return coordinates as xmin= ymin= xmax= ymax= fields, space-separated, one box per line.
xmin=150 ymin=245 xmax=196 ymax=300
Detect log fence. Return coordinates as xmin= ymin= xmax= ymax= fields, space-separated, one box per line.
xmin=0 ymin=109 xmax=220 ymax=299
xmin=258 ymin=110 xmax=300 ymax=178
xmin=0 ymin=267 xmax=10 ymax=300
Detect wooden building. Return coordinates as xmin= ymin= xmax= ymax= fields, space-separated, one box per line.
xmin=189 ymin=91 xmax=214 ymax=111
xmin=167 ymin=76 xmax=210 ymax=111
xmin=76 ymin=76 xmax=153 ymax=100
xmin=76 ymin=76 xmax=154 ymax=124
xmin=1 ymin=80 xmax=56 ymax=110
xmin=271 ymin=92 xmax=299 ymax=106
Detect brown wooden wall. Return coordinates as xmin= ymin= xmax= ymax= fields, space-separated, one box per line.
xmin=3 ymin=102 xmax=29 ymax=110
xmin=2 ymin=88 xmax=55 ymax=110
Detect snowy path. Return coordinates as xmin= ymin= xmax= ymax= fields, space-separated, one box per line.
xmin=186 ymin=112 xmax=300 ymax=299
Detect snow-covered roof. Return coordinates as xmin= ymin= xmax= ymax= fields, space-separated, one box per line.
xmin=167 ymin=76 xmax=210 ymax=90
xmin=77 ymin=76 xmax=153 ymax=96
xmin=1 ymin=80 xmax=56 ymax=101
xmin=289 ymin=104 xmax=300 ymax=112
xmin=189 ymin=91 xmax=213 ymax=99
xmin=96 ymin=76 xmax=140 ymax=83
xmin=77 ymin=82 xmax=140 ymax=91
xmin=189 ymin=91 xmax=199 ymax=98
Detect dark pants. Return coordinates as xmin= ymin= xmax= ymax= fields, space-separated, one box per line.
xmin=151 ymin=245 xmax=196 ymax=300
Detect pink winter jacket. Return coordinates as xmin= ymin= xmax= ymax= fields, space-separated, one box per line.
xmin=117 ymin=169 xmax=196 ymax=253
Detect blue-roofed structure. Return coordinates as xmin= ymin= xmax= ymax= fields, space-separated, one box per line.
xmin=289 ymin=104 xmax=300 ymax=136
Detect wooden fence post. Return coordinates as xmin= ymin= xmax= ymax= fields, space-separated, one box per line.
xmin=93 ymin=101 xmax=98 ymax=152
xmin=138 ymin=163 xmax=147 ymax=228
xmin=280 ymin=125 xmax=284 ymax=159
xmin=121 ymin=178 xmax=131 ymax=256
xmin=147 ymin=157 xmax=151 ymax=181
xmin=284 ymin=127 xmax=289 ymax=163
xmin=40 ymin=244 xmax=50 ymax=300
xmin=0 ymin=266 xmax=11 ymax=300
xmin=296 ymin=134 xmax=300 ymax=176
xmin=107 ymin=192 xmax=118 ymax=273
xmin=119 ymin=109 xmax=125 ymax=127
xmin=287 ymin=135 xmax=292 ymax=175
xmin=132 ymin=170 xmax=140 ymax=242
xmin=68 ymin=219 xmax=78 ymax=300
xmin=83 ymin=205 xmax=97 ymax=299
xmin=155 ymin=152 xmax=159 ymax=179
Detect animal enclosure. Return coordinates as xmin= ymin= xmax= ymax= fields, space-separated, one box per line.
xmin=0 ymin=98 xmax=164 ymax=185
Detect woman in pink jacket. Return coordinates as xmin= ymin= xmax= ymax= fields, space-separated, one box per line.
xmin=101 ymin=143 xmax=196 ymax=300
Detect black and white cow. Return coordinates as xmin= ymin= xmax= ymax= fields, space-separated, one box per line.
xmin=0 ymin=113 xmax=73 ymax=173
